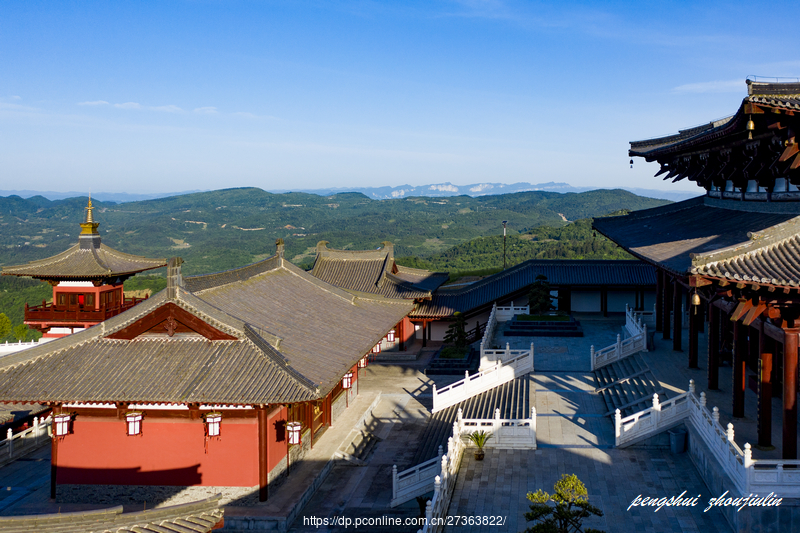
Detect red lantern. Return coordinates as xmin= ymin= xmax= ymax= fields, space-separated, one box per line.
xmin=358 ymin=356 xmax=368 ymax=368
xmin=373 ymin=343 xmax=381 ymax=354
xmin=387 ymin=330 xmax=396 ymax=342
xmin=342 ymin=372 xmax=353 ymax=389
xmin=126 ymin=412 xmax=143 ymax=436
xmin=287 ymin=421 xmax=302 ymax=445
xmin=54 ymin=414 xmax=71 ymax=437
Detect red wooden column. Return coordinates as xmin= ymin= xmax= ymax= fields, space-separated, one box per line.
xmin=758 ymin=345 xmax=773 ymax=448
xmin=421 ymin=321 xmax=427 ymax=348
xmin=50 ymin=424 xmax=59 ymax=499
xmin=732 ymin=321 xmax=747 ymax=418
xmin=688 ymin=304 xmax=699 ymax=368
xmin=783 ymin=326 xmax=799 ymax=460
xmin=707 ymin=304 xmax=719 ymax=390
xmin=662 ymin=276 xmax=672 ymax=340
xmin=397 ymin=320 xmax=404 ymax=352
xmin=672 ymin=281 xmax=682 ymax=352
xmin=655 ymin=271 xmax=663 ymax=332
xmin=257 ymin=406 xmax=269 ymax=502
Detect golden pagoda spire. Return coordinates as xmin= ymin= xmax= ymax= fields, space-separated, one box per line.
xmin=80 ymin=195 xmax=100 ymax=235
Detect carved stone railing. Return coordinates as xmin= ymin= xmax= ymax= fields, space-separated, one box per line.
xmin=433 ymin=345 xmax=533 ymax=413
xmin=394 ymin=407 xmax=537 ymax=513
xmin=0 ymin=339 xmax=54 ymax=356
xmin=0 ymin=415 xmax=52 ymax=466
xmin=616 ymin=380 xmax=800 ymax=497
xmin=495 ymin=301 xmax=529 ymax=322
xmin=591 ymin=305 xmax=648 ymax=371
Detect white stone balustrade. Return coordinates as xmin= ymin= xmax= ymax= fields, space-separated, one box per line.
xmin=0 ymin=415 xmax=52 ymax=465
xmin=591 ymin=304 xmax=648 ymax=371
xmin=615 ymin=380 xmax=800 ymax=497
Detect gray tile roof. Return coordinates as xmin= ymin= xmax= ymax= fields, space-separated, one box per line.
xmin=1 ymin=242 xmax=166 ymax=280
xmin=0 ymin=494 xmax=223 ymax=532
xmin=412 ymin=260 xmax=656 ymax=318
xmin=0 ymin=253 xmax=413 ymax=404
xmin=310 ymin=241 xmax=447 ymax=299
xmin=593 ymin=196 xmax=800 ymax=282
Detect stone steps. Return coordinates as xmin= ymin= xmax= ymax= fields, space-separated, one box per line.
xmin=411 ymin=375 xmax=531 ymax=465
xmin=594 ymin=354 xmax=667 ymax=417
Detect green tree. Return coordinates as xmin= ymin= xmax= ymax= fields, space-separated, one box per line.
xmin=443 ymin=311 xmax=468 ymax=349
xmin=0 ymin=313 xmax=11 ymax=340
xmin=523 ymin=474 xmax=604 ymax=533
xmin=13 ymin=324 xmax=30 ymax=342
xmin=527 ymin=275 xmax=555 ymax=315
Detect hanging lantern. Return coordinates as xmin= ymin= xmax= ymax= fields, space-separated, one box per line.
xmin=126 ymin=412 xmax=143 ymax=436
xmin=287 ymin=421 xmax=302 ymax=445
xmin=372 ymin=342 xmax=381 ymax=354
xmin=54 ymin=413 xmax=71 ymax=437
xmin=205 ymin=413 xmax=222 ymax=437
xmin=342 ymin=372 xmax=353 ymax=389
xmin=387 ymin=330 xmax=396 ymax=342
xmin=358 ymin=356 xmax=368 ymax=368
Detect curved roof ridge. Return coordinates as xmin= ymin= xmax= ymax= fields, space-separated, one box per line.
xmin=691 ymin=215 xmax=800 ymax=268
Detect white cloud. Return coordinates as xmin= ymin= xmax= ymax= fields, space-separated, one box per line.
xmin=672 ymin=80 xmax=744 ymax=94
xmin=114 ymin=102 xmax=142 ymax=109
xmin=9 ymin=95 xmax=21 ymax=100
xmin=194 ymin=106 xmax=218 ymax=114
xmin=78 ymin=100 xmax=109 ymax=106
xmin=150 ymin=105 xmax=183 ymax=113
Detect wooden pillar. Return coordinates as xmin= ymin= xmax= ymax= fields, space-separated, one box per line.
xmin=672 ymin=281 xmax=682 ymax=351
xmin=749 ymin=326 xmax=760 ymax=373
xmin=662 ymin=277 xmax=672 ymax=340
xmin=257 ymin=406 xmax=269 ymax=502
xmin=421 ymin=321 xmax=427 ymax=348
xmin=732 ymin=321 xmax=747 ymax=418
xmin=655 ymin=271 xmax=663 ymax=332
xmin=708 ymin=304 xmax=720 ymax=390
xmin=601 ymin=288 xmax=608 ymax=317
xmin=758 ymin=349 xmax=773 ymax=448
xmin=688 ymin=304 xmax=699 ymax=368
xmin=398 ymin=320 xmax=404 ymax=352
xmin=50 ymin=428 xmax=58 ymax=499
xmin=783 ymin=326 xmax=799 ymax=460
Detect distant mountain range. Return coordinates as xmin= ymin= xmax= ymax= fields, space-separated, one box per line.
xmin=0 ymin=182 xmax=700 ymax=204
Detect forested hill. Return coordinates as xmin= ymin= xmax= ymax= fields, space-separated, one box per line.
xmin=0 ymin=187 xmax=666 ymax=277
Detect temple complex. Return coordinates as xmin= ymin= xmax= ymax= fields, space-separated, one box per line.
xmin=594 ymin=80 xmax=800 ymax=459
xmin=1 ymin=199 xmax=167 ymax=338
xmin=0 ymin=241 xmax=412 ymax=503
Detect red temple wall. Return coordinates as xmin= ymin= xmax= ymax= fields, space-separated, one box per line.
xmin=266 ymin=405 xmax=288 ymax=472
xmin=57 ymin=413 xmax=259 ymax=487
xmin=399 ymin=316 xmax=414 ymax=345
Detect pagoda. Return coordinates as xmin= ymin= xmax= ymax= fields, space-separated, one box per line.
xmin=1 ymin=198 xmax=167 ymax=338
xmin=594 ymin=80 xmax=800 ymax=459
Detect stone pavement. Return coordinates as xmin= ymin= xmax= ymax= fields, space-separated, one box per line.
xmin=448 ymin=447 xmax=732 ymax=533
xmin=446 ymin=317 xmax=733 ymax=533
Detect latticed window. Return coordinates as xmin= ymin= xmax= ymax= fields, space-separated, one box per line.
xmin=205 ymin=413 xmax=222 ymax=437
xmin=126 ymin=412 xmax=143 ymax=435
xmin=54 ymin=414 xmax=71 ymax=436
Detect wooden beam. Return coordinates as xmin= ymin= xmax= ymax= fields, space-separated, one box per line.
xmin=744 ymin=103 xmax=766 ymax=114
xmin=742 ymin=302 xmax=767 ymax=326
xmin=689 ymin=275 xmax=713 ymax=287
xmin=719 ymin=280 xmax=730 ymax=287
xmin=779 ymin=143 xmax=799 ymax=162
xmin=731 ymin=299 xmax=754 ymax=322
xmin=791 ymin=153 xmax=800 ymax=170
xmin=736 ymin=282 xmax=747 ymax=289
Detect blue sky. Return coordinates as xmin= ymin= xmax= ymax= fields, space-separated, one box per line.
xmin=1 ymin=0 xmax=798 ymax=194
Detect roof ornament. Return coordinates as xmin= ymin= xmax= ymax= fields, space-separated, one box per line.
xmin=80 ymin=195 xmax=100 ymax=236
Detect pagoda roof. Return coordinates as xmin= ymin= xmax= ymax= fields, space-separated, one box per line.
xmin=1 ymin=198 xmax=166 ymax=281
xmin=630 ymin=81 xmax=800 ymax=159
xmin=1 ymin=242 xmax=167 ymax=281
xmin=593 ymin=196 xmax=800 ymax=286
xmin=412 ymin=259 xmax=656 ymax=318
xmin=0 ymin=251 xmax=412 ymax=405
xmin=628 ymin=80 xmax=800 ymax=191
xmin=310 ymin=241 xmax=448 ymax=299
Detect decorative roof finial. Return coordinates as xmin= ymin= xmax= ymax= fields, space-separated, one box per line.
xmin=80 ymin=195 xmax=100 ymax=235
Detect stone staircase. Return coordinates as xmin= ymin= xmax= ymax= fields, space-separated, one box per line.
xmin=594 ymin=353 xmax=667 ymax=417
xmin=411 ymin=375 xmax=532 ymax=465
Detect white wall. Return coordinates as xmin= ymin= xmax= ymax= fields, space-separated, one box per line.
xmin=571 ymin=291 xmax=601 ymax=312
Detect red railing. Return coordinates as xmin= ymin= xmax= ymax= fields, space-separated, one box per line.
xmin=24 ymin=296 xmax=148 ymax=324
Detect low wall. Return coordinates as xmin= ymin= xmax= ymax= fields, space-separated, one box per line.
xmin=687 ymin=423 xmax=800 ymax=532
